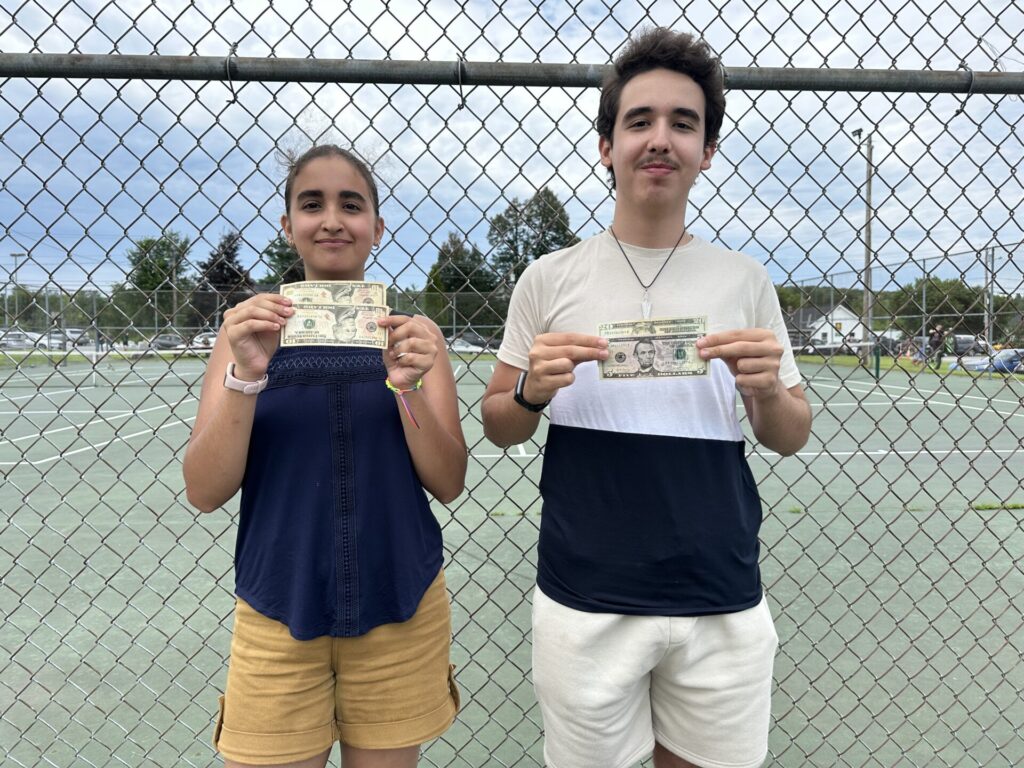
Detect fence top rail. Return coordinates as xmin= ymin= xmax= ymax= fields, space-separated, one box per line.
xmin=1 ymin=53 xmax=1021 ymax=94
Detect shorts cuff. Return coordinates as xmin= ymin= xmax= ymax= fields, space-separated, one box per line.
xmin=654 ymin=731 xmax=768 ymax=768
xmin=214 ymin=695 xmax=336 ymax=765
xmin=545 ymin=738 xmax=653 ymax=768
xmin=339 ymin=692 xmax=457 ymax=749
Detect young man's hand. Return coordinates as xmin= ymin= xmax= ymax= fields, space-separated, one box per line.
xmin=523 ymin=332 xmax=609 ymax=403
xmin=697 ymin=329 xmax=782 ymax=398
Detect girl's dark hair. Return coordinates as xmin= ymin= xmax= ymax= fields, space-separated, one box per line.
xmin=597 ymin=28 xmax=725 ymax=178
xmin=282 ymin=144 xmax=380 ymax=217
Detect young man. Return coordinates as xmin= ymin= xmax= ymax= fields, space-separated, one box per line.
xmin=482 ymin=28 xmax=812 ymax=768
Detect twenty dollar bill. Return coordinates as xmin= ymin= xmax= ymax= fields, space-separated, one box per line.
xmin=281 ymin=304 xmax=389 ymax=348
xmin=280 ymin=280 xmax=387 ymax=309
xmin=281 ymin=280 xmax=387 ymax=307
xmin=598 ymin=316 xmax=707 ymax=379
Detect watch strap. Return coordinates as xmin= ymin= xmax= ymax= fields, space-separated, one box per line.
xmin=223 ymin=362 xmax=268 ymax=395
xmin=513 ymin=370 xmax=549 ymax=412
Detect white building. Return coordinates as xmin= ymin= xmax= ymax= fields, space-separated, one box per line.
xmin=790 ymin=304 xmax=865 ymax=351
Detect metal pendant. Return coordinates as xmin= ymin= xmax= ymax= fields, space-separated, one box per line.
xmin=641 ymin=290 xmax=651 ymax=320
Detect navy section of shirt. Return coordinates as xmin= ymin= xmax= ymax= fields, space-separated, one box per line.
xmin=537 ymin=423 xmax=764 ymax=616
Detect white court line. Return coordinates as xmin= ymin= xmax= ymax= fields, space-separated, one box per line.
xmin=0 ymin=400 xmax=196 ymax=446
xmin=749 ymin=446 xmax=1024 ymax=459
xmin=809 ymin=401 xmax=896 ymax=409
xmin=3 ymin=368 xmax=93 ymax=385
xmin=0 ymin=409 xmax=134 ymax=415
xmin=1 ymin=369 xmax=200 ymax=403
xmin=453 ymin=365 xmax=464 ymax=376
xmin=1 ymin=386 xmax=96 ymax=402
xmin=3 ymin=365 xmax=202 ymax=387
xmin=0 ymin=416 xmax=196 ymax=468
xmin=809 ymin=375 xmax=1022 ymax=408
xmin=816 ymin=396 xmax=1022 ymax=419
xmin=809 ymin=381 xmax=1023 ymax=417
xmin=474 ymin=452 xmax=539 ymax=459
xmin=471 ymin=446 xmax=1023 ymax=460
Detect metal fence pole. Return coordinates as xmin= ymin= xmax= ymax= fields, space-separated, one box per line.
xmin=10 ymin=252 xmax=25 ymax=322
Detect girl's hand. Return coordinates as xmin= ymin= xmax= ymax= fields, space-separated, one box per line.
xmin=221 ymin=294 xmax=294 ymax=379
xmin=380 ymin=315 xmax=439 ymax=389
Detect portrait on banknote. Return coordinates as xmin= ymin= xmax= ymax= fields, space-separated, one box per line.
xmin=632 ymin=338 xmax=658 ymax=376
xmin=598 ymin=317 xmax=706 ymax=380
xmin=281 ymin=303 xmax=388 ymax=349
xmin=333 ymin=307 xmax=359 ymax=342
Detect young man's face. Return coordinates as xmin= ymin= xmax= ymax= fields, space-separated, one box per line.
xmin=599 ymin=68 xmax=716 ymax=212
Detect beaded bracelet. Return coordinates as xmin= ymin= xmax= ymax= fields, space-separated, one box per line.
xmin=385 ymin=377 xmax=422 ymax=429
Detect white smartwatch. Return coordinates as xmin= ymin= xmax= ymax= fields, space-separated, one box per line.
xmin=223 ymin=363 xmax=268 ymax=395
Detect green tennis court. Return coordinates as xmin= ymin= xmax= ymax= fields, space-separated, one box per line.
xmin=2 ymin=354 xmax=1022 ymax=766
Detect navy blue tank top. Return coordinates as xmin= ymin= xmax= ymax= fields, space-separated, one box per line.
xmin=234 ymin=346 xmax=443 ymax=640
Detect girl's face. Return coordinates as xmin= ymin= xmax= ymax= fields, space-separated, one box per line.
xmin=281 ymin=155 xmax=385 ymax=281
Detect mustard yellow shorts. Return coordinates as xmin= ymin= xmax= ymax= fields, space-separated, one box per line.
xmin=213 ymin=569 xmax=459 ymax=765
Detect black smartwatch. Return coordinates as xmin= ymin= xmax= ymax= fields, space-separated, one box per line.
xmin=514 ymin=370 xmax=550 ymax=412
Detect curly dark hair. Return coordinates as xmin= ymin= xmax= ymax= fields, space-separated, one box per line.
xmin=281 ymin=144 xmax=380 ymax=217
xmin=597 ymin=28 xmax=725 ymax=186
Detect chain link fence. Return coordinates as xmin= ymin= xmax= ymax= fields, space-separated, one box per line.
xmin=2 ymin=2 xmax=1023 ymax=766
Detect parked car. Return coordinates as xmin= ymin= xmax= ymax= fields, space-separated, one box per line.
xmin=190 ymin=331 xmax=218 ymax=348
xmin=951 ymin=334 xmax=990 ymax=356
xmin=36 ymin=329 xmax=76 ymax=350
xmin=61 ymin=327 xmax=90 ymax=345
xmin=802 ymin=334 xmax=898 ymax=357
xmin=0 ymin=328 xmax=38 ymax=349
xmin=447 ymin=329 xmax=498 ymax=351
xmin=446 ymin=336 xmax=487 ymax=354
xmin=948 ymin=348 xmax=1024 ymax=374
xmin=149 ymin=333 xmax=186 ymax=350
xmin=874 ymin=335 xmax=903 ymax=356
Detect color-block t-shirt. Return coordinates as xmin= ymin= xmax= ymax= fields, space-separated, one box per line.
xmin=498 ymin=230 xmax=801 ymax=616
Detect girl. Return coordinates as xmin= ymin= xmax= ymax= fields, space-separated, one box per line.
xmin=183 ymin=144 xmax=466 ymax=768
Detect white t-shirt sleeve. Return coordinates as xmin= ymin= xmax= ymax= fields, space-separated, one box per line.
xmin=497 ymin=260 xmax=545 ymax=371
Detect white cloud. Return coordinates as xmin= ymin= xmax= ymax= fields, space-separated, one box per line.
xmin=1 ymin=1 xmax=1022 ymax=304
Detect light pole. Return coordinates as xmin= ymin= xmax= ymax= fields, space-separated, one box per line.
xmin=851 ymin=129 xmax=874 ymax=368
xmin=10 ymin=252 xmax=26 ymax=325
xmin=985 ymin=245 xmax=996 ymax=348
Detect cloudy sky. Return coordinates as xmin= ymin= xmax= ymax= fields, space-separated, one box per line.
xmin=1 ymin=0 xmax=1021 ymax=302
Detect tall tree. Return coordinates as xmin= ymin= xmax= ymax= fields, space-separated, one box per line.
xmin=258 ymin=234 xmax=304 ymax=284
xmin=487 ymin=187 xmax=579 ymax=284
xmin=878 ymin=277 xmax=986 ymax=336
xmin=424 ymin=232 xmax=502 ymax=334
xmin=125 ymin=230 xmax=192 ymax=292
xmin=121 ymin=230 xmax=195 ymax=330
xmin=194 ymin=231 xmax=255 ymax=327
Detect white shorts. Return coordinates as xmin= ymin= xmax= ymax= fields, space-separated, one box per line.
xmin=532 ymin=587 xmax=778 ymax=768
